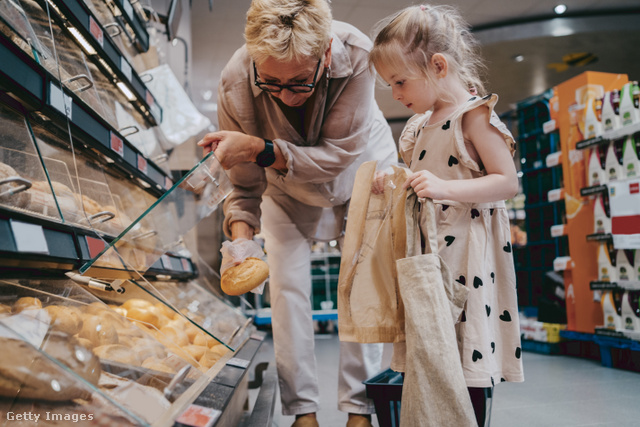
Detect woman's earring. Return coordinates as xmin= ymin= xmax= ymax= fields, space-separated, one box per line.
xmin=326 ymin=66 xmax=331 ymax=81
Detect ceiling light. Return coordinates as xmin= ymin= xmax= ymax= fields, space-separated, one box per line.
xmin=513 ymin=54 xmax=524 ymax=63
xmin=554 ymin=4 xmax=567 ymax=15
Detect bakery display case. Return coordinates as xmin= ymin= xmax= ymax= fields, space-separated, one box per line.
xmin=0 ymin=2 xmax=277 ymax=425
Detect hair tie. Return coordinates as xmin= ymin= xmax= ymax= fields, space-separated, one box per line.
xmin=420 ymin=5 xmax=427 ymax=11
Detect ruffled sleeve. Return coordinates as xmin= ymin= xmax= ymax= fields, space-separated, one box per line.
xmin=399 ymin=113 xmax=429 ymax=165
xmin=453 ymin=94 xmax=516 ymax=172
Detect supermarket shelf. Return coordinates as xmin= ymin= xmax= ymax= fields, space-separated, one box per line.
xmin=39 ymin=0 xmax=161 ymax=125
xmin=108 ymin=0 xmax=150 ymax=53
xmin=590 ymin=281 xmax=640 ymax=291
xmin=576 ymin=121 xmax=640 ymax=150
xmin=0 ymin=33 xmax=171 ymax=196
xmin=0 ymin=206 xmax=196 ymax=281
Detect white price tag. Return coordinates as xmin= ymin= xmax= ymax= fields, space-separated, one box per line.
xmin=226 ymin=357 xmax=250 ymax=369
xmin=550 ymin=224 xmax=566 ymax=238
xmin=10 ymin=220 xmax=48 ymax=254
xmin=49 ymin=83 xmax=72 ymax=119
xmin=553 ymin=256 xmax=573 ymax=272
xmin=543 ymin=120 xmax=557 ymax=134
xmin=161 ymin=254 xmax=172 ymax=269
xmin=123 ymin=0 xmax=134 ymax=19
xmin=548 ymin=188 xmax=564 ymax=202
xmin=545 ymin=152 xmax=562 ymax=168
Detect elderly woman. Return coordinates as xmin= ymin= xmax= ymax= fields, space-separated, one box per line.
xmin=198 ymin=1 xmax=396 ymax=426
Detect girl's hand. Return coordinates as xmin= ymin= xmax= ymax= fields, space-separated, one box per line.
xmin=371 ymin=171 xmax=388 ymax=194
xmin=197 ymin=131 xmax=263 ymax=170
xmin=402 ymin=170 xmax=449 ymax=200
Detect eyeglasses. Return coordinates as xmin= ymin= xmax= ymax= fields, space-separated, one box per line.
xmin=254 ymin=59 xmax=322 ymax=93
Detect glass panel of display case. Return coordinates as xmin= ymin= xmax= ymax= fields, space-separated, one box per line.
xmin=142 ymin=279 xmax=254 ymax=350
xmin=0 ymin=104 xmax=65 ymax=222
xmin=31 ymin=123 xmax=131 ymax=236
xmin=80 ymin=152 xmax=233 ymax=279
xmin=0 ymin=0 xmax=55 ymax=69
xmin=0 ymin=278 xmax=214 ymax=425
xmin=77 ymin=278 xmax=237 ymax=357
xmin=81 ymin=0 xmax=148 ymax=75
xmin=10 ymin=0 xmax=114 ymax=122
xmin=0 ymin=322 xmax=146 ymax=426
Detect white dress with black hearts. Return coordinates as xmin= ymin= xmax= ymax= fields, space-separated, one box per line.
xmin=399 ymin=94 xmax=525 ymax=388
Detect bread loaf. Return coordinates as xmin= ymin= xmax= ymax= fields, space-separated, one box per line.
xmin=221 ymin=257 xmax=269 ymax=296
xmin=0 ymin=162 xmax=30 ymax=208
xmin=44 ymin=305 xmax=83 ymax=335
xmin=0 ymin=332 xmax=101 ymax=401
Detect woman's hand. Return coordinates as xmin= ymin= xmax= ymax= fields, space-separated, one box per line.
xmin=197 ymin=131 xmax=263 ymax=170
xmin=402 ymin=170 xmax=449 ymax=200
xmin=371 ymin=171 xmax=388 ymax=194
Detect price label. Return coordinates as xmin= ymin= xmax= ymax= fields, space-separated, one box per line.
xmin=137 ymin=154 xmax=148 ymax=175
xmin=545 ymin=152 xmax=562 ymax=168
xmin=49 ymin=83 xmax=72 ymax=119
xmin=175 ymin=404 xmax=220 ymax=427
xmin=543 ymin=120 xmax=557 ymax=134
xmin=181 ymin=258 xmax=191 ymax=272
xmin=120 ymin=58 xmax=133 ymax=82
xmin=85 ymin=236 xmax=106 ymax=259
xmin=89 ymin=16 xmax=104 ymax=47
xmin=161 ymin=254 xmax=172 ymax=269
xmin=547 ymin=188 xmax=564 ymax=202
xmin=110 ymin=132 xmax=124 ymax=157
xmin=226 ymin=357 xmax=250 ymax=369
xmin=123 ymin=0 xmax=134 ymax=19
xmin=550 ymin=224 xmax=566 ymax=238
xmin=10 ymin=220 xmax=48 ymax=254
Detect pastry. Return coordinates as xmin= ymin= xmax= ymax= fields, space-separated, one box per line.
xmin=0 ymin=332 xmax=101 ymax=401
xmin=221 ymin=257 xmax=269 ymax=296
xmin=12 ymin=296 xmax=42 ymax=313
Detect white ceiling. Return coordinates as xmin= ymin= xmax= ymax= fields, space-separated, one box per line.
xmin=179 ymin=0 xmax=640 ymax=124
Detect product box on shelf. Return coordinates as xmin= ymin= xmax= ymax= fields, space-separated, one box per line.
xmin=556 ymin=71 xmax=629 ymax=333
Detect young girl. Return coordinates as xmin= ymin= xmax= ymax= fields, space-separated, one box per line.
xmin=369 ymin=4 xmax=524 ymax=425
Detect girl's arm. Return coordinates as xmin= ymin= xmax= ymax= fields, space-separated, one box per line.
xmin=403 ymin=106 xmax=518 ymax=203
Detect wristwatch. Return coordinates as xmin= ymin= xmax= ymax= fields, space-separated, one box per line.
xmin=256 ymin=139 xmax=276 ymax=167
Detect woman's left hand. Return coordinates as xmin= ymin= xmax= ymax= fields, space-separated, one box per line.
xmin=197 ymin=130 xmax=263 ymax=170
xmin=402 ymin=170 xmax=449 ymax=200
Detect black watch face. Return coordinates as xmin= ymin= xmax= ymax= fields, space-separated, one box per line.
xmin=257 ymin=151 xmax=276 ymax=167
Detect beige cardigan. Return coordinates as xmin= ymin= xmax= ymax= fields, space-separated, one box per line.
xmin=217 ymin=21 xmax=397 ymax=239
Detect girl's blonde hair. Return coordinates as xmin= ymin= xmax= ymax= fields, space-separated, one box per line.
xmin=245 ymin=0 xmax=332 ymax=64
xmin=370 ymin=4 xmax=486 ymax=96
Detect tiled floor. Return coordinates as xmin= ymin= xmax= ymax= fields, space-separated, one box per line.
xmin=249 ymin=331 xmax=640 ymax=427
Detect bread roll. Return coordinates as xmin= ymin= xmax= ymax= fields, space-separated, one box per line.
xmin=159 ymin=324 xmax=189 ymax=347
xmin=184 ymin=345 xmax=207 ymax=361
xmin=12 ymin=296 xmax=42 ymax=313
xmin=142 ymin=357 xmax=175 ymax=374
xmin=93 ymin=344 xmax=135 ymax=365
xmin=199 ymin=345 xmax=229 ymax=369
xmin=221 ymin=257 xmax=269 ymax=296
xmin=44 ymin=305 xmax=83 ymax=335
xmin=122 ymin=298 xmax=153 ymax=311
xmin=126 ymin=306 xmax=160 ymax=327
xmin=78 ymin=314 xmax=119 ymax=347
xmin=0 ymin=332 xmax=101 ymax=401
xmin=0 ymin=162 xmax=30 ymax=208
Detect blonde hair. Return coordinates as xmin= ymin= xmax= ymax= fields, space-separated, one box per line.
xmin=245 ymin=0 xmax=332 ymax=64
xmin=370 ymin=4 xmax=486 ymax=96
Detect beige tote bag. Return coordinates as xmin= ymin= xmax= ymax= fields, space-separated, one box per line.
xmin=398 ymin=193 xmax=476 ymax=427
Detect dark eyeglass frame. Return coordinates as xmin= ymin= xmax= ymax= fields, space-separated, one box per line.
xmin=254 ymin=59 xmax=322 ymax=93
